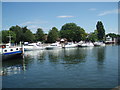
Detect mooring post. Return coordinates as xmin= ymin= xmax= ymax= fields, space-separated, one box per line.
xmin=22 ymin=44 xmax=24 ymax=55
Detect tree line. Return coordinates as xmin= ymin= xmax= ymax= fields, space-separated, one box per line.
xmin=1 ymin=21 xmax=120 ymax=44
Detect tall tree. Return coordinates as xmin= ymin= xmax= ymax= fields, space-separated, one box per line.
xmin=9 ymin=31 xmax=16 ymax=43
xmin=9 ymin=25 xmax=23 ymax=43
xmin=60 ymin=23 xmax=87 ymax=42
xmin=96 ymin=21 xmax=105 ymax=41
xmin=47 ymin=27 xmax=59 ymax=43
xmin=24 ymin=29 xmax=34 ymax=42
xmin=9 ymin=25 xmax=35 ymax=43
xmin=2 ymin=30 xmax=9 ymax=43
xmin=1 ymin=30 xmax=16 ymax=43
xmin=87 ymin=32 xmax=98 ymax=42
xmin=36 ymin=28 xmax=44 ymax=42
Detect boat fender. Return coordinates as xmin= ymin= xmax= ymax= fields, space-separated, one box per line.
xmin=2 ymin=45 xmax=5 ymax=48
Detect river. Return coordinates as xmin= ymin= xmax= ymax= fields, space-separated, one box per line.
xmin=2 ymin=45 xmax=119 ymax=88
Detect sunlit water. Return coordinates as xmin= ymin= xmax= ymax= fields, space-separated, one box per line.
xmin=2 ymin=45 xmax=119 ymax=88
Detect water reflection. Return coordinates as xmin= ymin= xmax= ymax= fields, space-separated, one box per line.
xmin=2 ymin=54 xmax=33 ymax=76
xmin=2 ymin=59 xmax=26 ymax=76
xmin=94 ymin=47 xmax=106 ymax=65
xmin=2 ymin=46 xmax=118 ymax=88
xmin=47 ymin=49 xmax=62 ymax=63
xmin=2 ymin=47 xmax=105 ymax=75
xmin=62 ymin=48 xmax=87 ymax=64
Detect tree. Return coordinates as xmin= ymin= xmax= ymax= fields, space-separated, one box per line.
xmin=9 ymin=25 xmax=23 ymax=43
xmin=9 ymin=31 xmax=16 ymax=43
xmin=22 ymin=26 xmax=28 ymax=33
xmin=96 ymin=21 xmax=105 ymax=41
xmin=9 ymin=25 xmax=35 ymax=43
xmin=87 ymin=32 xmax=98 ymax=42
xmin=24 ymin=29 xmax=34 ymax=42
xmin=88 ymin=30 xmax=98 ymax=42
xmin=47 ymin=27 xmax=59 ymax=43
xmin=106 ymin=33 xmax=117 ymax=38
xmin=2 ymin=30 xmax=9 ymax=43
xmin=60 ymin=23 xmax=87 ymax=42
xmin=0 ymin=31 xmax=2 ymax=43
xmin=1 ymin=30 xmax=16 ymax=43
xmin=35 ymin=28 xmax=45 ymax=42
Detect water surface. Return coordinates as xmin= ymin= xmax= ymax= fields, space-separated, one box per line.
xmin=2 ymin=45 xmax=119 ymax=88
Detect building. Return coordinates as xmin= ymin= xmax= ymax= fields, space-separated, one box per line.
xmin=105 ymin=35 xmax=116 ymax=44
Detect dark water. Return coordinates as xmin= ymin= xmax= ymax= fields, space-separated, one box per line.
xmin=2 ymin=45 xmax=119 ymax=88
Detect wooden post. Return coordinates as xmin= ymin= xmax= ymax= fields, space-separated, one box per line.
xmin=22 ymin=45 xmax=24 ymax=55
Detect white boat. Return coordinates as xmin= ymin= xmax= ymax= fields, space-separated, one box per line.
xmin=1 ymin=43 xmax=23 ymax=60
xmin=78 ymin=41 xmax=84 ymax=47
xmin=80 ymin=42 xmax=94 ymax=47
xmin=45 ymin=42 xmax=62 ymax=49
xmin=63 ymin=42 xmax=78 ymax=48
xmin=23 ymin=42 xmax=45 ymax=51
xmin=94 ymin=42 xmax=105 ymax=46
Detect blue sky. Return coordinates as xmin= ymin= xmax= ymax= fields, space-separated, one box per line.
xmin=2 ymin=2 xmax=119 ymax=34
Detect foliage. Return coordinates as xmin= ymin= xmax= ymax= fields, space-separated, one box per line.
xmin=47 ymin=27 xmax=59 ymax=43
xmin=106 ymin=33 xmax=118 ymax=38
xmin=24 ymin=29 xmax=34 ymax=42
xmin=2 ymin=30 xmax=9 ymax=43
xmin=60 ymin=23 xmax=87 ymax=42
xmin=36 ymin=28 xmax=45 ymax=42
xmin=87 ymin=32 xmax=98 ymax=42
xmin=0 ymin=31 xmax=2 ymax=43
xmin=9 ymin=25 xmax=34 ymax=43
xmin=9 ymin=31 xmax=16 ymax=43
xmin=3 ymin=22 xmax=120 ymax=44
xmin=87 ymin=30 xmax=98 ymax=42
xmin=9 ymin=25 xmax=23 ymax=43
xmin=96 ymin=21 xmax=105 ymax=41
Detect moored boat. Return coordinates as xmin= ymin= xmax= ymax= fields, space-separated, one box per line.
xmin=79 ymin=42 xmax=94 ymax=47
xmin=62 ymin=42 xmax=78 ymax=48
xmin=1 ymin=43 xmax=23 ymax=60
xmin=94 ymin=42 xmax=105 ymax=46
xmin=45 ymin=42 xmax=62 ymax=49
xmin=23 ymin=42 xmax=45 ymax=51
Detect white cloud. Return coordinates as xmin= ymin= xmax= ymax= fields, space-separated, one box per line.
xmin=24 ymin=25 xmax=49 ymax=33
xmin=20 ymin=21 xmax=35 ymax=26
xmin=28 ymin=25 xmax=39 ymax=29
xmin=20 ymin=20 xmax=48 ymax=26
xmin=89 ymin=8 xmax=97 ymax=11
xmin=57 ymin=15 xmax=74 ymax=18
xmin=98 ymin=9 xmax=118 ymax=16
xmin=19 ymin=20 xmax=49 ymax=33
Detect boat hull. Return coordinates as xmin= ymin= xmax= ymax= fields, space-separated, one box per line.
xmin=1 ymin=46 xmax=23 ymax=60
xmin=79 ymin=43 xmax=94 ymax=47
xmin=24 ymin=46 xmax=44 ymax=51
xmin=2 ymin=51 xmax=23 ymax=60
xmin=45 ymin=46 xmax=62 ymax=50
xmin=24 ymin=47 xmax=44 ymax=51
xmin=94 ymin=42 xmax=105 ymax=46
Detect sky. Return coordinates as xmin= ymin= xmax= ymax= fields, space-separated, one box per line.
xmin=2 ymin=2 xmax=119 ymax=34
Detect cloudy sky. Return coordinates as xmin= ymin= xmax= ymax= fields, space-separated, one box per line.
xmin=2 ymin=2 xmax=119 ymax=34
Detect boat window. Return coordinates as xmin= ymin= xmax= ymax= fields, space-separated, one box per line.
xmin=4 ymin=50 xmax=7 ymax=52
xmin=16 ymin=48 xmax=18 ymax=50
xmin=10 ymin=49 xmax=13 ymax=51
